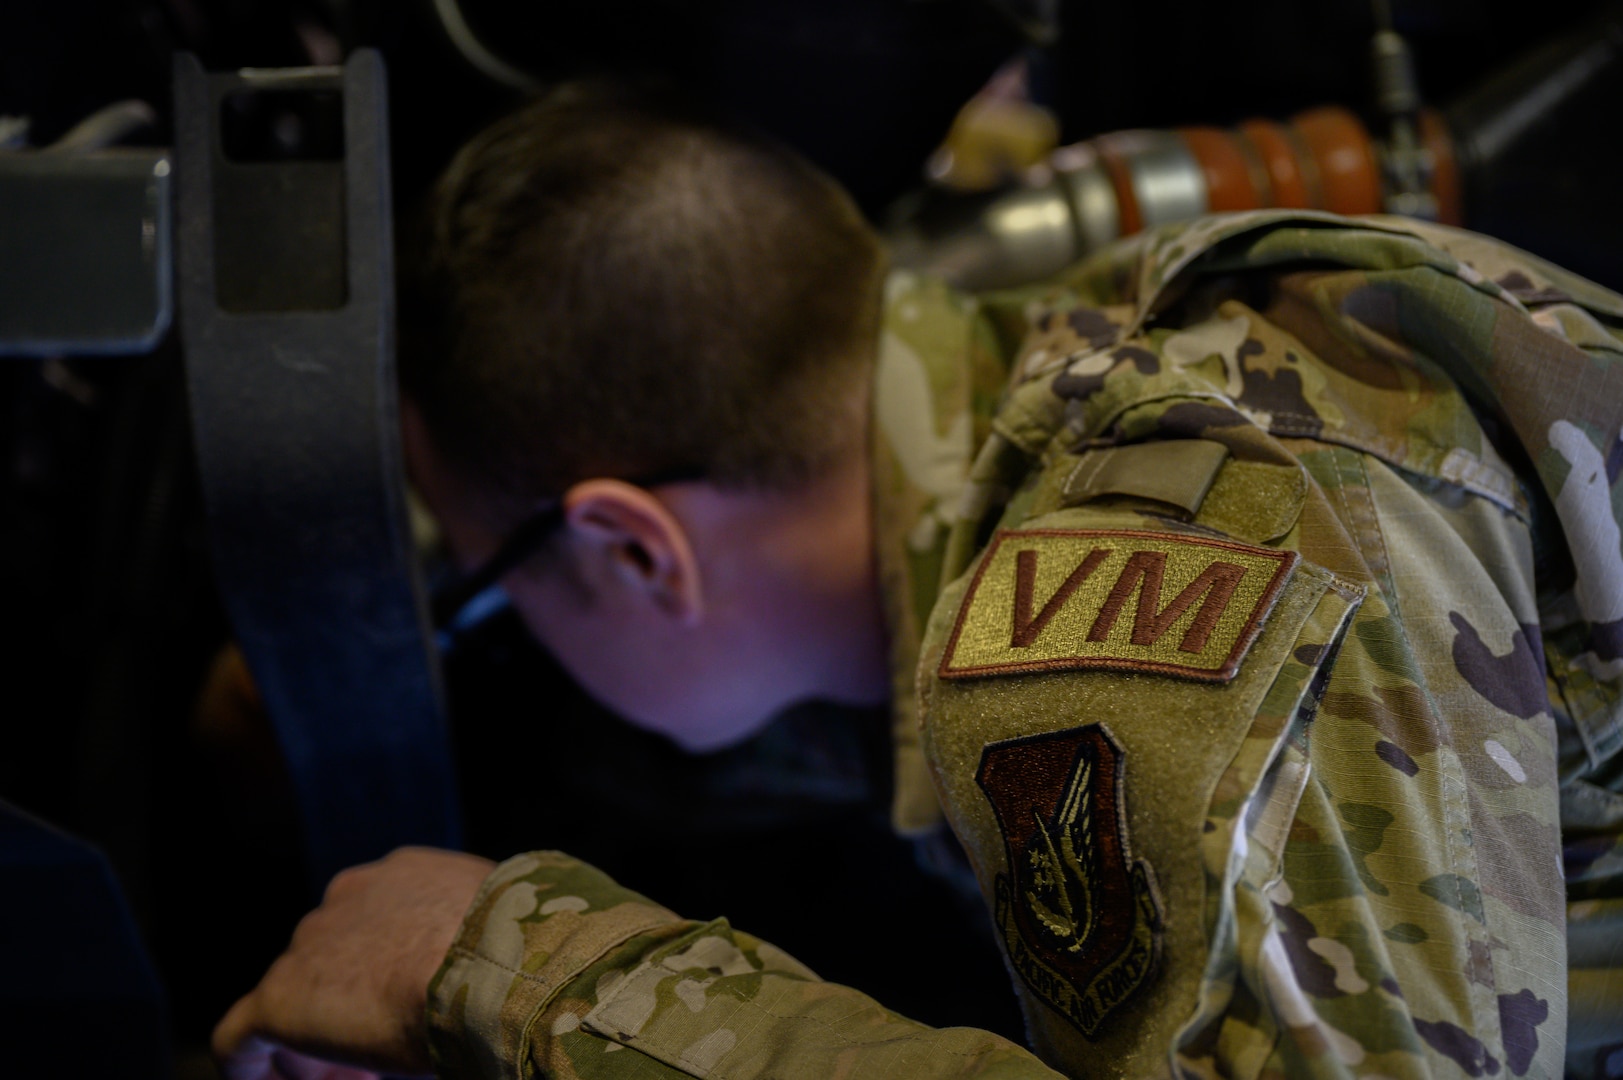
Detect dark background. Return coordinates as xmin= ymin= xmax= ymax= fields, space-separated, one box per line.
xmin=2 ymin=0 xmax=1619 ymax=1072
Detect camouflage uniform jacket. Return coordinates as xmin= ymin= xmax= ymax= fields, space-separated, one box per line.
xmin=426 ymin=212 xmax=1623 ymax=1079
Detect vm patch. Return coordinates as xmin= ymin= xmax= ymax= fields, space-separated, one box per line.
xmin=939 ymin=528 xmax=1296 ymax=682
xmin=976 ymin=724 xmax=1163 ymax=1037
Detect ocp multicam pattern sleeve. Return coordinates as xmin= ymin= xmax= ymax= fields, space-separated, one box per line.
xmin=427 ymin=852 xmax=1066 ymax=1080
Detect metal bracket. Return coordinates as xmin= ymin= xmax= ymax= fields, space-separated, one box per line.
xmin=174 ymin=50 xmax=460 ymax=891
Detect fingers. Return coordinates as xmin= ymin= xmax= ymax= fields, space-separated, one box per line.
xmin=214 ymin=991 xmax=263 ymax=1061
xmin=271 ymin=1045 xmax=390 ymax=1080
xmin=220 ymin=1034 xmax=391 ymax=1080
xmin=219 ymin=1034 xmax=278 ymax=1080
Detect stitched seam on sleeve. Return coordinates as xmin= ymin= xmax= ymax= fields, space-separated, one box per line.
xmin=448 ymin=914 xmax=694 ymax=1078
xmin=446 ymin=912 xmax=692 ymax=992
xmin=1347 ymin=450 xmax=1505 ymax=1042
xmin=1065 ymin=450 xmax=1109 ymax=500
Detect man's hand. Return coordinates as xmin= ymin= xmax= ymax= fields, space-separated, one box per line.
xmin=214 ymin=847 xmax=496 ymax=1076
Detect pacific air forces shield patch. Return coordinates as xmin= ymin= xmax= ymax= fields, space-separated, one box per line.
xmin=976 ymin=723 xmax=1163 ymax=1038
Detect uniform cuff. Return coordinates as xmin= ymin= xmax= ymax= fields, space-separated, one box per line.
xmin=425 ymin=851 xmax=687 ymax=1080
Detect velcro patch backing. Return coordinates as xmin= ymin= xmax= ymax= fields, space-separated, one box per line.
xmin=939 ymin=529 xmax=1296 ymax=682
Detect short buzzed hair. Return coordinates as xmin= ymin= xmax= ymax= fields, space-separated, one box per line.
xmin=400 ymin=82 xmax=886 ymax=520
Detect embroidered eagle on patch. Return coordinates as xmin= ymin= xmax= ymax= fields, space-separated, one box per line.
xmin=940 ymin=528 xmax=1296 ymax=682
xmin=976 ymin=724 xmax=1163 ymax=1038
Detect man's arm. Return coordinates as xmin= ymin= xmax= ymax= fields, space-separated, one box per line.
xmin=217 ymin=848 xmax=1065 ymax=1080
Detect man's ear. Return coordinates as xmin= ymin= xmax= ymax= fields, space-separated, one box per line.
xmin=562 ymin=479 xmax=704 ymax=625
